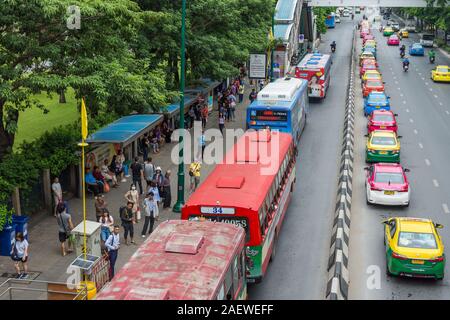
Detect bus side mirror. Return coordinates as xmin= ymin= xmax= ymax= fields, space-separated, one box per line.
xmin=435 ymin=223 xmax=444 ymax=229
xmin=382 ymin=220 xmax=390 ymax=225
xmin=404 ymin=168 xmax=410 ymax=173
xmin=394 ymin=113 xmax=398 ymax=116
xmin=397 ymin=135 xmax=403 ymax=139
xmin=364 ymin=166 xmax=369 ymax=171
xmin=364 ymin=134 xmax=369 ymax=137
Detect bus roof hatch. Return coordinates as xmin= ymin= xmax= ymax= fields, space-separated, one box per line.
xmin=165 ymin=233 xmax=205 ymax=255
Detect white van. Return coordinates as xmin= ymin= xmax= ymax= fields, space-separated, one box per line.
xmin=420 ymin=34 xmax=435 ymax=47
xmin=405 ymin=20 xmax=416 ymax=32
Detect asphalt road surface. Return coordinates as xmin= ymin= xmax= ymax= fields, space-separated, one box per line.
xmin=249 ymin=17 xmax=357 ymax=299
xmin=348 ymin=16 xmax=450 ymax=299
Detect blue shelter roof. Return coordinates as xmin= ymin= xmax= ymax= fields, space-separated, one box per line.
xmin=275 ymin=0 xmax=298 ymax=23
xmin=274 ymin=23 xmax=294 ymax=42
xmin=86 ymin=114 xmax=163 ymax=144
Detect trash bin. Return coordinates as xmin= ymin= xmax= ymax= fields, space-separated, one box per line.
xmin=0 ymin=224 xmax=16 ymax=256
xmin=77 ymin=281 xmax=97 ymax=300
xmin=12 ymin=215 xmax=29 ymax=240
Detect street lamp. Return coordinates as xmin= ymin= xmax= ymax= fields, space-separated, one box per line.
xmin=270 ymin=13 xmax=275 ymax=82
xmin=173 ymin=0 xmax=186 ymax=213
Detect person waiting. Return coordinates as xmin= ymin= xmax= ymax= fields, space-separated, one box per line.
xmin=85 ymin=168 xmax=104 ymax=196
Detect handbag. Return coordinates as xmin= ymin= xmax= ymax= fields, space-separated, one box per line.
xmin=136 ymin=207 xmax=141 ymax=221
xmin=10 ymin=241 xmax=19 ymax=260
xmin=104 ymin=182 xmax=110 ymax=193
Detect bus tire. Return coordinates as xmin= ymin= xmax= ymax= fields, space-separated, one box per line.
xmin=270 ymin=232 xmax=278 ymax=263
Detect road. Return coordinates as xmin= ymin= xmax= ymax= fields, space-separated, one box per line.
xmin=348 ymin=13 xmax=450 ymax=299
xmin=249 ymin=17 xmax=356 ymax=299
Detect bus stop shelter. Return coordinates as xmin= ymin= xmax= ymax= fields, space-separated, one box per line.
xmin=85 ymin=114 xmax=163 ymax=171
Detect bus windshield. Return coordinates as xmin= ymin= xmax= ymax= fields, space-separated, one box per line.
xmin=422 ymin=34 xmax=435 ymax=41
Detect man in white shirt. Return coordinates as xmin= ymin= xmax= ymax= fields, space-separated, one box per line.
xmin=141 ymin=192 xmax=159 ymax=236
xmin=105 ymin=226 xmax=120 ymax=279
xmin=51 ymin=177 xmax=62 ymax=217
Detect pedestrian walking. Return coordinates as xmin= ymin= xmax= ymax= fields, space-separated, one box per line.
xmin=162 ymin=170 xmax=172 ymax=209
xmin=94 ymin=194 xmax=108 ymax=222
xmin=130 ymin=157 xmax=144 ymax=195
xmin=51 ymin=177 xmax=63 ymax=217
xmin=219 ymin=112 xmax=225 ymax=134
xmin=56 ymin=202 xmax=74 ymax=256
xmin=11 ymin=232 xmax=29 ymax=279
xmin=147 ymin=181 xmax=161 ymax=208
xmin=152 ymin=167 xmax=164 ymax=196
xmin=238 ymin=83 xmax=245 ymax=103
xmin=143 ymin=157 xmax=155 ymax=190
xmin=189 ymin=159 xmax=202 ymax=194
xmin=201 ymin=104 xmax=208 ymax=129
xmin=188 ymin=106 xmax=195 ymax=129
xmin=120 ymin=202 xmax=135 ymax=245
xmin=249 ymin=89 xmax=257 ymax=104
xmin=124 ymin=184 xmax=140 ymax=222
xmin=105 ymin=225 xmax=120 ymax=279
xmin=141 ymin=192 xmax=159 ymax=237
xmin=99 ymin=209 xmax=114 ymax=243
xmin=228 ymin=93 xmax=237 ymax=121
xmin=198 ymin=129 xmax=206 ymax=160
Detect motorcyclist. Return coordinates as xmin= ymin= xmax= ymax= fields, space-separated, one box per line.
xmin=402 ymin=57 xmax=410 ymax=70
xmin=428 ymin=49 xmax=436 ymax=62
xmin=330 ymin=41 xmax=336 ymax=52
xmin=399 ymin=44 xmax=406 ymax=56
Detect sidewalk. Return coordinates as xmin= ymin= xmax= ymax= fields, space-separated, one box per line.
xmin=0 ymin=82 xmax=254 ymax=286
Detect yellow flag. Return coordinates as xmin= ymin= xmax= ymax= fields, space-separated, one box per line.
xmin=81 ymin=98 xmax=88 ymax=140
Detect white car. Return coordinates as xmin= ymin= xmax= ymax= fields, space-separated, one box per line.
xmin=391 ymin=23 xmax=400 ymax=32
xmin=335 ymin=15 xmax=341 ymax=23
xmin=365 ymin=163 xmax=410 ymax=207
xmin=342 ymin=10 xmax=350 ymax=17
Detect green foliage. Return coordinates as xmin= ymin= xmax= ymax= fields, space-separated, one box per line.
xmin=398 ymin=0 xmax=450 ymax=32
xmin=314 ymin=7 xmax=336 ymax=35
xmin=0 ymin=176 xmax=14 ymax=232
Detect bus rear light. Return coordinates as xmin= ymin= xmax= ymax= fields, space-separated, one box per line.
xmin=392 ymin=251 xmax=408 ymax=260
xmin=429 ymin=256 xmax=444 ymax=263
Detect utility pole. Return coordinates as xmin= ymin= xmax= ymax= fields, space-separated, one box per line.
xmin=173 ymin=0 xmax=186 ymax=213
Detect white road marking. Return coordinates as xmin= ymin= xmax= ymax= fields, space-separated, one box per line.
xmin=406 ymin=108 xmax=410 ymax=112
xmin=403 ymin=101 xmax=407 ymax=104
xmin=425 ymin=159 xmax=431 ymax=166
xmin=414 ymin=129 xmax=418 ymax=134
xmin=398 ymin=87 xmax=401 ymax=90
xmin=418 ymin=72 xmax=422 ymax=76
xmin=446 ymin=110 xmax=450 ymax=115
xmin=433 ymin=179 xmax=439 ymax=188
xmin=395 ymin=81 xmax=398 ymax=84
xmin=409 ymin=118 xmax=414 ymax=123
xmin=434 ymin=95 xmax=438 ymax=98
xmin=443 ymin=204 xmax=450 ymax=214
xmin=425 ymin=82 xmax=429 ymax=85
xmin=429 ymin=88 xmax=433 ymax=92
xmin=419 ymin=143 xmax=424 ymax=149
xmin=421 ymin=77 xmax=425 ymax=80
xmin=400 ymin=93 xmax=404 ymax=97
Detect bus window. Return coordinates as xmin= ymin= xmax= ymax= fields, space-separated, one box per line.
xmin=217 ymin=283 xmax=225 ymax=300
xmin=225 ymin=266 xmax=233 ymax=300
xmin=232 ymin=257 xmax=239 ymax=295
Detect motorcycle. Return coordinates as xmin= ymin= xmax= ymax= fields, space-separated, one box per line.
xmin=331 ymin=46 xmax=336 ymax=53
xmin=400 ymin=51 xmax=405 ymax=58
xmin=429 ymin=56 xmax=435 ymax=64
xmin=403 ymin=64 xmax=409 ymax=72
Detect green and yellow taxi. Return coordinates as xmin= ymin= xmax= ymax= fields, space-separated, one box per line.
xmin=384 ymin=217 xmax=445 ymax=280
xmin=383 ymin=26 xmax=394 ymax=36
xmin=398 ymin=29 xmax=409 ymax=38
xmin=365 ymin=130 xmax=400 ymax=163
xmin=362 ymin=70 xmax=382 ymax=85
xmin=364 ymin=39 xmax=377 ymax=48
xmin=431 ymin=65 xmax=450 ymax=82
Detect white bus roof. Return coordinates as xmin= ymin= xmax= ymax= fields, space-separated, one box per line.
xmin=257 ymin=77 xmax=304 ymax=101
xmin=297 ymin=53 xmax=331 ymax=70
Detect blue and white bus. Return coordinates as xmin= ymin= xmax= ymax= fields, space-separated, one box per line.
xmin=325 ymin=13 xmax=336 ymax=28
xmin=246 ymin=77 xmax=308 ymax=146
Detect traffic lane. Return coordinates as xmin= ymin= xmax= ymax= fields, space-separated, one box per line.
xmin=349 ymin=32 xmax=450 ymax=299
xmin=248 ymin=20 xmax=355 ymax=300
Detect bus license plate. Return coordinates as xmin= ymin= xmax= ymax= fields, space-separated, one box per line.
xmin=384 ymin=191 xmax=394 ymax=195
xmin=376 ymin=105 xmax=380 ymax=108
xmin=379 ymin=151 xmax=387 ymax=154
xmin=412 ymin=260 xmax=424 ymax=265
xmin=380 ymin=126 xmax=386 ymax=129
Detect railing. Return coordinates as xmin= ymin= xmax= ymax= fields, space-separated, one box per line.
xmin=0 ymin=278 xmax=88 ymax=300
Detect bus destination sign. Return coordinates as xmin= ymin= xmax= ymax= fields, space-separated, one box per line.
xmin=250 ymin=110 xmax=287 ymax=122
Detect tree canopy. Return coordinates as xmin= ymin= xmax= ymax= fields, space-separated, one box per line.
xmin=0 ymin=0 xmax=274 ymax=160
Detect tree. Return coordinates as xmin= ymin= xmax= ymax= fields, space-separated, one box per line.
xmin=0 ymin=0 xmax=171 ymax=160
xmin=313 ymin=7 xmax=335 ymax=35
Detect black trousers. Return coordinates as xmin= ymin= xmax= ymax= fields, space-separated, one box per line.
xmin=108 ymin=249 xmax=118 ymax=279
xmin=122 ymin=222 xmax=134 ymax=239
xmin=163 ymin=186 xmax=171 ymax=208
xmin=141 ymin=215 xmax=155 ymax=235
xmin=133 ymin=177 xmax=143 ymax=194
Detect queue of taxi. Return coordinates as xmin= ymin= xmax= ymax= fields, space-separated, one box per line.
xmin=359 ymin=19 xmax=446 ymax=280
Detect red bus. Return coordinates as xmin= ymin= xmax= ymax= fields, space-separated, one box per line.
xmin=95 ymin=220 xmax=247 ymax=300
xmin=181 ymin=130 xmax=296 ymax=283
xmin=294 ymin=53 xmax=332 ymax=99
